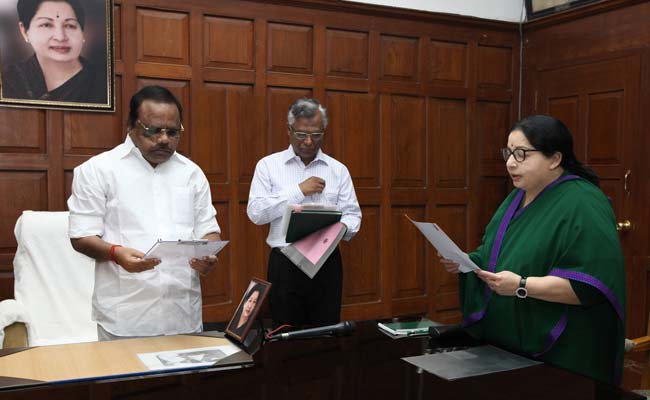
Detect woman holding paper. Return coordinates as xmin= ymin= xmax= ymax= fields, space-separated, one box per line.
xmin=440 ymin=115 xmax=625 ymax=385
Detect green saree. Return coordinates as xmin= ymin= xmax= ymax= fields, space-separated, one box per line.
xmin=461 ymin=175 xmax=625 ymax=385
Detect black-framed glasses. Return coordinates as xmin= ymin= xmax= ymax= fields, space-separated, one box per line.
xmin=289 ymin=126 xmax=324 ymax=141
xmin=136 ymin=120 xmax=184 ymax=138
xmin=501 ymin=147 xmax=541 ymax=162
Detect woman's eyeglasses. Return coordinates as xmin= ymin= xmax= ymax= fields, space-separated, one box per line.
xmin=136 ymin=120 xmax=184 ymax=138
xmin=501 ymin=147 xmax=541 ymax=162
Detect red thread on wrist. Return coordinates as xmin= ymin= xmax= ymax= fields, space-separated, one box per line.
xmin=109 ymin=244 xmax=122 ymax=263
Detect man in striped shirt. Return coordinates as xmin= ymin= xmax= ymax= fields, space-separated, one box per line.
xmin=247 ymin=98 xmax=362 ymax=327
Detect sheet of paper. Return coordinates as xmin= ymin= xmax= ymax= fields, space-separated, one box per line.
xmin=137 ymin=344 xmax=240 ymax=371
xmin=402 ymin=345 xmax=542 ymax=380
xmin=143 ymin=240 xmax=229 ymax=261
xmin=406 ymin=216 xmax=480 ymax=273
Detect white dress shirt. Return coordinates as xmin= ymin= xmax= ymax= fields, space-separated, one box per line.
xmin=67 ymin=135 xmax=220 ymax=337
xmin=247 ymin=146 xmax=361 ymax=248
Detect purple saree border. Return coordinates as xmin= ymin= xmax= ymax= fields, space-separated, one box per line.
xmin=548 ymin=268 xmax=624 ymax=322
xmin=462 ymin=174 xmax=580 ymax=334
xmin=532 ymin=312 xmax=568 ymax=358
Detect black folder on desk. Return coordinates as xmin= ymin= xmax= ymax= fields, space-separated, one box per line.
xmin=284 ymin=210 xmax=342 ymax=243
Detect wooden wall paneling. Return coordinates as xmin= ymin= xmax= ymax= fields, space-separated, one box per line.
xmin=429 ymin=98 xmax=467 ymax=189
xmin=0 ymin=170 xmax=49 ymax=289
xmin=201 ymin=202 xmax=232 ymax=322
xmin=267 ymin=22 xmax=313 ymax=75
xmin=426 ymin=39 xmax=468 ymax=88
xmin=379 ymin=34 xmax=419 ymax=83
xmin=136 ymin=8 xmax=190 ymax=65
xmin=476 ymin=100 xmax=511 ymax=177
xmin=341 ymin=205 xmax=383 ymax=318
xmin=203 ymin=16 xmax=254 ymax=70
xmin=324 ymin=91 xmax=379 ymax=188
xmin=193 ymin=84 xmax=233 ymax=184
xmin=390 ymin=206 xmax=427 ymax=316
xmin=325 ymin=29 xmax=369 ymax=79
xmin=234 ymin=202 xmax=269 ymax=314
xmin=389 ymin=95 xmax=426 ymax=188
xmin=0 ymin=109 xmax=46 ymax=154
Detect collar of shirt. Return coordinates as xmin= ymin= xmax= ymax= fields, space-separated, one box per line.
xmin=118 ymin=134 xmax=186 ymax=167
xmin=282 ymin=145 xmax=329 ymax=166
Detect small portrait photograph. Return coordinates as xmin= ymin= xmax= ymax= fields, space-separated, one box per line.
xmin=226 ymin=278 xmax=271 ymax=343
xmin=0 ymin=0 xmax=114 ymax=111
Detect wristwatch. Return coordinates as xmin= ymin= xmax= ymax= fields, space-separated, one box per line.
xmin=515 ymin=277 xmax=528 ymax=299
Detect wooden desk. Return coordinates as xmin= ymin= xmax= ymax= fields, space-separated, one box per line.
xmin=0 ymin=334 xmax=249 ymax=386
xmin=0 ymin=323 xmax=643 ymax=400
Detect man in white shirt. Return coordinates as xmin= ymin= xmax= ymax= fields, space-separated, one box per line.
xmin=247 ymin=98 xmax=362 ymax=327
xmin=68 ymin=86 xmax=221 ymax=340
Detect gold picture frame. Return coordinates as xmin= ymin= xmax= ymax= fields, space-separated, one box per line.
xmin=0 ymin=0 xmax=114 ymax=111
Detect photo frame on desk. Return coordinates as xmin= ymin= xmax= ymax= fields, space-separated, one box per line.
xmin=0 ymin=0 xmax=114 ymax=111
xmin=225 ymin=278 xmax=271 ymax=344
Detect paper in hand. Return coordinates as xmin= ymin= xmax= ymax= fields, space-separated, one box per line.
xmin=143 ymin=240 xmax=229 ymax=262
xmin=406 ymin=216 xmax=480 ymax=273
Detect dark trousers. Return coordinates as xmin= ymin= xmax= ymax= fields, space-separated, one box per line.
xmin=267 ymin=247 xmax=342 ymax=327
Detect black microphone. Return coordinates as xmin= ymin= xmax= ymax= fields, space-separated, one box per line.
xmin=271 ymin=321 xmax=356 ymax=341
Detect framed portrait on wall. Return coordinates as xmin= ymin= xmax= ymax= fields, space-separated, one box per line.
xmin=525 ymin=0 xmax=600 ymax=20
xmin=0 ymin=0 xmax=114 ymax=111
xmin=226 ymin=278 xmax=271 ymax=344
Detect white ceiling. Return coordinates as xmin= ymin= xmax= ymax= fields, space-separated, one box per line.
xmin=343 ymin=0 xmax=526 ymax=22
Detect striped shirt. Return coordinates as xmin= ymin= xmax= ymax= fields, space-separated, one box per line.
xmin=247 ymin=146 xmax=361 ymax=248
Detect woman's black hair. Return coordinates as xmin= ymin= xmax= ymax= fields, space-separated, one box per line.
xmin=128 ymin=85 xmax=183 ymax=128
xmin=17 ymin=0 xmax=86 ymax=30
xmin=510 ymin=115 xmax=599 ymax=186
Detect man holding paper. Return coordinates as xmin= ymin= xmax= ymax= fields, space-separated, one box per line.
xmin=68 ymin=86 xmax=221 ymax=340
xmin=247 ymin=98 xmax=361 ymax=327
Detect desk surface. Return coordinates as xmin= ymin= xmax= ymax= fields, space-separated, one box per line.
xmin=0 ymin=322 xmax=644 ymax=400
xmin=0 ymin=334 xmax=243 ymax=383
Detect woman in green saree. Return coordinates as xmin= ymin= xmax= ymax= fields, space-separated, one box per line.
xmin=442 ymin=115 xmax=625 ymax=385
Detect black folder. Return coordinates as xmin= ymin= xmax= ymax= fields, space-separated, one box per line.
xmin=284 ymin=209 xmax=342 ymax=243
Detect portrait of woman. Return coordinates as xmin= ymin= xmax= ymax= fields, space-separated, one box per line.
xmin=0 ymin=0 xmax=111 ymax=108
xmin=226 ymin=279 xmax=270 ymax=341
xmin=440 ymin=115 xmax=625 ymax=385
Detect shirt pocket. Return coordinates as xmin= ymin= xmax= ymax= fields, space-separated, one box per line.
xmin=323 ymin=190 xmax=339 ymax=206
xmin=171 ymin=186 xmax=194 ymax=225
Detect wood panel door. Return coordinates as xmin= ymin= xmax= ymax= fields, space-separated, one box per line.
xmin=534 ymin=56 xmax=644 ymax=337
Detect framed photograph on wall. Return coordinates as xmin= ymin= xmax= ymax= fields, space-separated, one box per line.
xmin=0 ymin=0 xmax=114 ymax=111
xmin=525 ymin=0 xmax=600 ymax=20
xmin=225 ymin=278 xmax=271 ymax=343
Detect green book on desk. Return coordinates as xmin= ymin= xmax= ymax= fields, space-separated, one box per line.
xmin=284 ymin=209 xmax=342 ymax=243
xmin=377 ymin=319 xmax=441 ymax=336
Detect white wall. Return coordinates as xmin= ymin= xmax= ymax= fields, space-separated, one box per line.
xmin=343 ymin=0 xmax=526 ymax=22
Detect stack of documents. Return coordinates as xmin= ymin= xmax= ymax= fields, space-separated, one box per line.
xmin=377 ymin=318 xmax=441 ymax=336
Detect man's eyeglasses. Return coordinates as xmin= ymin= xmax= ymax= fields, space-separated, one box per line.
xmin=136 ymin=120 xmax=184 ymax=138
xmin=501 ymin=147 xmax=541 ymax=162
xmin=289 ymin=126 xmax=324 ymax=141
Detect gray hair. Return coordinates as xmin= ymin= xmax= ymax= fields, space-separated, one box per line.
xmin=287 ymin=98 xmax=328 ymax=128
